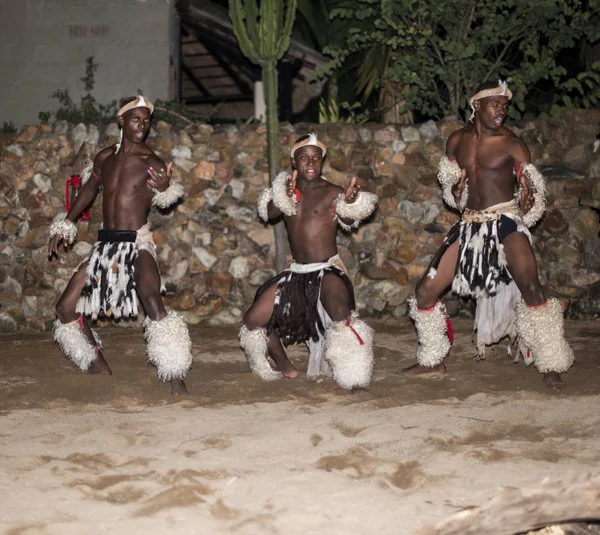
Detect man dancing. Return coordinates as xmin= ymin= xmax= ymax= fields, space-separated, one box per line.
xmin=406 ymin=81 xmax=574 ymax=389
xmin=48 ymin=96 xmax=193 ymax=395
xmin=240 ymin=133 xmax=378 ymax=389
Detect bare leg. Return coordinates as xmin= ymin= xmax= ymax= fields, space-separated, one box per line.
xmin=136 ymin=251 xmax=189 ymax=395
xmin=503 ymin=232 xmax=565 ymax=390
xmin=403 ymin=240 xmax=460 ymax=374
xmin=243 ymin=282 xmax=298 ymax=378
xmin=55 ymin=262 xmax=111 ymax=375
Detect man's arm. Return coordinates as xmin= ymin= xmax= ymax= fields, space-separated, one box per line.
xmin=508 ymin=137 xmax=534 ymax=213
xmin=147 ymin=154 xmax=184 ymax=209
xmin=333 ymin=177 xmax=378 ymax=231
xmin=438 ymin=130 xmax=467 ymax=211
xmin=48 ymin=150 xmax=106 ymax=257
xmin=258 ymin=171 xmax=297 ymax=222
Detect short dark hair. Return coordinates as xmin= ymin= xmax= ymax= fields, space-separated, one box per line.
xmin=294 ymin=134 xmax=310 ymax=144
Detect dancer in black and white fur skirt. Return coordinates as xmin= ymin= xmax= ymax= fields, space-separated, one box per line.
xmin=48 ymin=96 xmax=192 ymax=395
xmin=240 ymin=133 xmax=378 ymax=389
xmin=405 ymin=80 xmax=573 ymax=390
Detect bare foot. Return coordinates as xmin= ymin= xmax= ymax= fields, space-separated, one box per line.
xmin=170 ymin=379 xmax=189 ymax=395
xmin=270 ymin=357 xmax=298 ymax=379
xmin=401 ymin=362 xmax=446 ymax=375
xmin=543 ymin=372 xmax=566 ymax=391
xmin=87 ymin=351 xmax=112 ymax=375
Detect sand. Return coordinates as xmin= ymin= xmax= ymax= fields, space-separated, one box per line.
xmin=0 ymin=317 xmax=599 ymax=534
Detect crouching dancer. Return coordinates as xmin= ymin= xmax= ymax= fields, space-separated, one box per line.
xmin=48 ymin=96 xmax=192 ymax=395
xmin=239 ymin=134 xmax=378 ymax=389
xmin=405 ymin=80 xmax=574 ymax=390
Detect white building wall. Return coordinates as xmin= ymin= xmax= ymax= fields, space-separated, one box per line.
xmin=0 ymin=0 xmax=171 ymax=126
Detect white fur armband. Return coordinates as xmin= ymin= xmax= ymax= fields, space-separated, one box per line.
xmin=257 ymin=187 xmax=273 ymax=222
xmin=49 ymin=217 xmax=77 ymax=244
xmin=438 ymin=156 xmax=467 ymax=210
xmin=334 ymin=191 xmax=378 ymax=230
xmin=272 ymin=171 xmax=297 ymax=216
xmin=516 ymin=163 xmax=546 ymax=228
xmin=151 ymin=181 xmax=185 ymax=209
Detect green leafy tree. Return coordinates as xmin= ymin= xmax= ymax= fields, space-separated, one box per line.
xmin=319 ymin=0 xmax=600 ymax=121
xmin=229 ymin=0 xmax=298 ymax=272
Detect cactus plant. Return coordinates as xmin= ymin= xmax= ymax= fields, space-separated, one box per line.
xmin=229 ymin=0 xmax=297 ymax=272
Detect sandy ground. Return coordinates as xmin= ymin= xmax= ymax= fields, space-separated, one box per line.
xmin=0 ymin=317 xmax=599 ymax=535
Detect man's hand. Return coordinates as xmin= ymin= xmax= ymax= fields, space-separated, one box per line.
xmin=452 ymin=168 xmax=467 ymax=207
xmin=147 ymin=162 xmax=172 ymax=192
xmin=518 ymin=170 xmax=533 ymax=213
xmin=48 ymin=233 xmax=68 ymax=258
xmin=288 ymin=170 xmax=297 ymax=198
xmin=344 ymin=176 xmax=360 ymax=203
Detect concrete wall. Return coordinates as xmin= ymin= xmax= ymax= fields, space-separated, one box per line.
xmin=0 ymin=0 xmax=172 ymax=126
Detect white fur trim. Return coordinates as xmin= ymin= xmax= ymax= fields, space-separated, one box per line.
xmin=334 ymin=191 xmax=378 ymax=229
xmin=239 ymin=325 xmax=283 ymax=381
xmin=53 ymin=319 xmax=98 ymax=371
xmin=518 ymin=163 xmax=547 ymax=227
xmin=408 ymin=297 xmax=451 ymax=367
xmin=257 ymin=187 xmax=273 ymax=222
xmin=49 ymin=217 xmax=77 ymax=244
xmin=437 ymin=156 xmax=462 ymax=210
xmin=515 ymin=298 xmax=574 ymax=374
xmin=271 ymin=171 xmax=297 ymax=216
xmin=144 ymin=310 xmax=192 ymax=381
xmin=324 ymin=315 xmax=374 ymax=389
xmin=152 ymin=181 xmax=185 ymax=209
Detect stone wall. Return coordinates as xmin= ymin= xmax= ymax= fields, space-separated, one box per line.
xmin=1 ymin=111 xmax=600 ymax=332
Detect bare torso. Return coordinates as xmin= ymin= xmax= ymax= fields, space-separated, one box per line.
xmin=95 ymin=144 xmax=163 ymax=230
xmin=449 ymin=125 xmax=526 ymax=211
xmin=284 ymin=179 xmax=343 ymax=263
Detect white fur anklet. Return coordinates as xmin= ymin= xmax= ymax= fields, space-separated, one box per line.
xmin=324 ymin=314 xmax=374 ymax=389
xmin=408 ymin=297 xmax=451 ymax=367
xmin=239 ymin=325 xmax=283 ymax=381
xmin=53 ymin=318 xmax=98 ymax=371
xmin=151 ymin=182 xmax=185 ymax=209
xmin=272 ymin=171 xmax=297 ymax=216
xmin=334 ymin=191 xmax=378 ymax=230
xmin=49 ymin=218 xmax=77 ymax=244
xmin=144 ymin=310 xmax=192 ymax=381
xmin=515 ymin=298 xmax=574 ymax=373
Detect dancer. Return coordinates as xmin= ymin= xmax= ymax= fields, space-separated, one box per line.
xmin=406 ymin=81 xmax=573 ymax=390
xmin=240 ymin=133 xmax=378 ymax=389
xmin=48 ymin=96 xmax=192 ymax=395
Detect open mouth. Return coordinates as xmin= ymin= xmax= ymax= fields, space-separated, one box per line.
xmin=494 ymin=116 xmax=504 ymax=126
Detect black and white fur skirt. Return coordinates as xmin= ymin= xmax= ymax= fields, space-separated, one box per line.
xmin=254 ymin=255 xmax=355 ymax=346
xmin=76 ymin=224 xmax=160 ymax=320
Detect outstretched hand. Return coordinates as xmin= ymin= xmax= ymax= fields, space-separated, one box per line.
xmin=147 ymin=162 xmax=172 ymax=192
xmin=48 ymin=233 xmax=68 ymax=258
xmin=344 ymin=177 xmax=360 ymax=203
xmin=452 ymin=168 xmax=467 ymax=207
xmin=288 ymin=170 xmax=297 ymax=198
xmin=518 ymin=171 xmax=533 ymax=213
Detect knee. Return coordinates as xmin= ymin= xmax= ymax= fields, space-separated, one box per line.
xmin=327 ymin=302 xmax=352 ymax=323
xmin=243 ymin=309 xmax=263 ymax=330
xmin=55 ymin=299 xmax=74 ymax=323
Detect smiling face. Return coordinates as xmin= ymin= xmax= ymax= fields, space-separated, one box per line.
xmin=292 ymin=145 xmax=323 ymax=181
xmin=118 ymin=107 xmax=151 ymax=144
xmin=474 ymin=95 xmax=509 ymax=129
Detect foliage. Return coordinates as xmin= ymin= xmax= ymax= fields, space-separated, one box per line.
xmin=318 ymin=97 xmax=370 ymax=123
xmin=38 ymin=57 xmax=204 ymax=126
xmin=229 ymin=0 xmax=297 ymax=273
xmin=317 ymin=0 xmax=600 ymax=121
xmin=2 ymin=122 xmax=17 ymax=134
